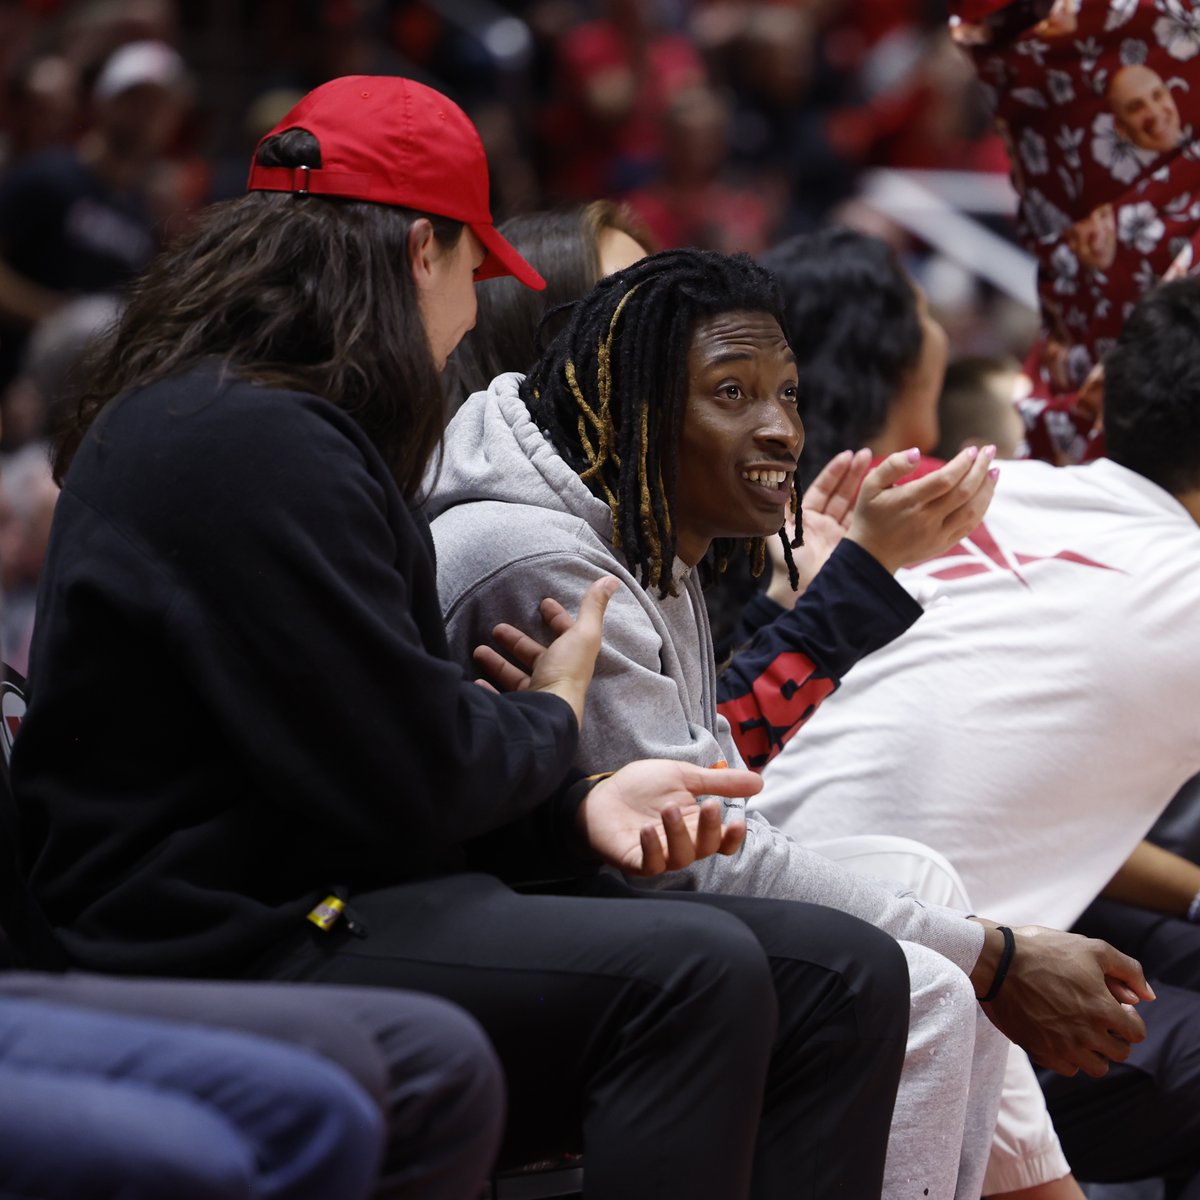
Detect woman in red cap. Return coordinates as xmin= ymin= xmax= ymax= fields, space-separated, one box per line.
xmin=9 ymin=76 xmax=912 ymax=1198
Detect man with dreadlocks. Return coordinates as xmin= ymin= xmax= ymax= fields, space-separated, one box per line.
xmin=428 ymin=247 xmax=1153 ymax=1200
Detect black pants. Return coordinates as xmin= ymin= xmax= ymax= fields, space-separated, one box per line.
xmin=0 ymin=970 xmax=505 ymax=1200
xmin=249 ymin=871 xmax=911 ymax=1200
xmin=1042 ymin=899 xmax=1200 ymax=1200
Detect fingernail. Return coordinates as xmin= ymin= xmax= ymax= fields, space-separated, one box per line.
xmin=967 ymin=445 xmax=979 ymax=461
xmin=983 ymin=444 xmax=997 ymax=460
xmin=663 ymin=806 xmax=681 ymax=825
xmin=988 ymin=467 xmax=1000 ymax=481
xmin=906 ymin=447 xmax=920 ymax=463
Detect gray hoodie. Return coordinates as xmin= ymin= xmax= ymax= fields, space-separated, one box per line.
xmin=427 ymin=372 xmax=984 ymax=973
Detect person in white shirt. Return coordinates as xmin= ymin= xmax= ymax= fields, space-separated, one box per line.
xmin=756 ymin=273 xmax=1200 ymax=1197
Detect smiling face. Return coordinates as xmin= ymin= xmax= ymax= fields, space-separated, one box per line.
xmin=1068 ymin=203 xmax=1117 ymax=270
xmin=1110 ymin=65 xmax=1181 ymax=153
xmin=673 ymin=310 xmax=803 ymax=565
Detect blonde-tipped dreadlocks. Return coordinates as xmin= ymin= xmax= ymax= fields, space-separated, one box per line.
xmin=522 ymin=248 xmax=804 ymax=598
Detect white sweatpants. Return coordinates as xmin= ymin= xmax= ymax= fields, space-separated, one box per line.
xmin=892 ymin=938 xmax=1009 ymax=1199
xmin=813 ymin=834 xmax=1072 ymax=1196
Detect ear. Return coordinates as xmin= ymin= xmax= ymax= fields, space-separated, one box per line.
xmin=407 ymin=218 xmax=439 ymax=292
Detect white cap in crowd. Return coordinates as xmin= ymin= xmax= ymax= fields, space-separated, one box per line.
xmin=93 ymin=40 xmax=187 ymax=103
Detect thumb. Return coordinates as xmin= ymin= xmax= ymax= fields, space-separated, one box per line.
xmin=568 ymin=575 xmax=620 ymax=641
xmin=859 ymin=447 xmax=921 ymax=499
xmin=1100 ymin=943 xmax=1156 ymax=1004
xmin=675 ymin=763 xmax=762 ymax=800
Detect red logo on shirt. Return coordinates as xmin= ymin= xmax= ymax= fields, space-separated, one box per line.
xmin=914 ymin=522 xmax=1125 ymax=588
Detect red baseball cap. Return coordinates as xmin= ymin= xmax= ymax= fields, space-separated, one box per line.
xmin=246 ymin=75 xmax=545 ymax=291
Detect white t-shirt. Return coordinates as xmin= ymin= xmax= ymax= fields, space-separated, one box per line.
xmin=756 ymin=457 xmax=1200 ymax=931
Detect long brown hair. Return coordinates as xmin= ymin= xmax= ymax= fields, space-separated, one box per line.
xmin=54 ymin=129 xmax=463 ymax=499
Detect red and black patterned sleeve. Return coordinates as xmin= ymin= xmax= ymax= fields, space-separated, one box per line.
xmin=716 ymin=540 xmax=923 ymax=771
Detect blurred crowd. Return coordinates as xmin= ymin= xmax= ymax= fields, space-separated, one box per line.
xmin=0 ymin=0 xmax=1037 ymax=671
xmin=7 ymin=8 xmax=1200 ymax=1197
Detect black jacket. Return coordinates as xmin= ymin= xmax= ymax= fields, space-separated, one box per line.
xmin=13 ymin=365 xmax=584 ymax=976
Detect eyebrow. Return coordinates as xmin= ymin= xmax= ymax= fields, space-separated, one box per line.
xmin=702 ymin=348 xmax=798 ymax=368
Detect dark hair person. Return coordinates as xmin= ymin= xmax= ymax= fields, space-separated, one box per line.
xmin=525 ymin=248 xmax=803 ymax=594
xmin=54 ymin=124 xmax=485 ymax=496
xmin=760 ymin=227 xmax=948 ymax=490
xmin=1105 ymin=275 xmax=1200 ymax=496
xmin=443 ymin=199 xmax=653 ymax=405
xmin=430 ymin=243 xmax=1156 ymax=1198
xmin=10 ymin=76 xmax=915 ymax=1199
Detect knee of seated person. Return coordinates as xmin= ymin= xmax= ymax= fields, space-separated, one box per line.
xmin=255 ymin=1052 xmax=384 ymax=1199
xmin=902 ymin=942 xmax=978 ymax=1029
xmin=898 ymin=840 xmax=974 ymax=910
xmin=803 ymin=905 xmax=913 ymax=1012
xmin=821 ymin=834 xmax=974 ymax=909
xmin=100 ymin=1105 xmax=260 ymax=1200
xmin=0 ymin=1083 xmax=250 ymax=1200
xmin=72 ymin=1150 xmax=253 ymax=1200
xmin=399 ymin=995 xmax=506 ymax=1137
xmin=265 ymin=1042 xmax=386 ymax=1142
xmin=213 ymin=1031 xmax=385 ymax=1187
xmin=651 ymin=903 xmax=780 ymax=1034
xmin=850 ymin=923 xmax=912 ymax=1038
xmin=140 ymin=1153 xmax=258 ymax=1200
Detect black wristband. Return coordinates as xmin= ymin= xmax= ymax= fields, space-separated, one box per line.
xmin=980 ymin=925 xmax=1015 ymax=1003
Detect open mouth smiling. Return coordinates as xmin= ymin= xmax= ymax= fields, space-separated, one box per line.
xmin=741 ymin=468 xmax=791 ymax=492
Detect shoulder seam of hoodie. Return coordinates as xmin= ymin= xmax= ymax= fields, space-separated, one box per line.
xmin=441 ymin=545 xmax=634 ymax=626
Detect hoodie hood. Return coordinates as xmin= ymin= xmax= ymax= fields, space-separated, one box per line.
xmin=426 ymin=372 xmax=616 ymax=545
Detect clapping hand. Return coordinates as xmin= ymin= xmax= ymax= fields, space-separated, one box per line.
xmin=581 ymin=760 xmax=753 ymax=876
xmin=473 ymin=575 xmax=618 ymax=728
xmin=766 ymin=448 xmax=873 ymax=606
xmin=847 ymin=444 xmax=998 ymax=575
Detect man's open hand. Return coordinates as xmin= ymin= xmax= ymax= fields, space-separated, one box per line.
xmin=581 ymin=760 xmax=753 ymax=876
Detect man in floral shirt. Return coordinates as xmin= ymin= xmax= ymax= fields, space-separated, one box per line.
xmin=952 ymin=0 xmax=1200 ymax=463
